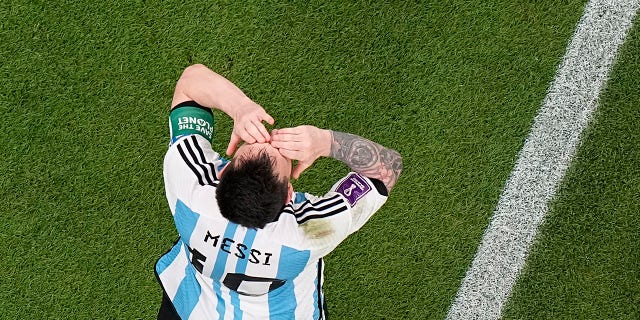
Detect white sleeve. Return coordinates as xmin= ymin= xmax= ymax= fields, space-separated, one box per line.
xmin=329 ymin=172 xmax=388 ymax=234
xmin=285 ymin=172 xmax=388 ymax=258
xmin=163 ymin=134 xmax=226 ymax=214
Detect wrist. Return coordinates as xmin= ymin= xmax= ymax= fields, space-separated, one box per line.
xmin=321 ymin=129 xmax=333 ymax=158
xmin=227 ymin=96 xmax=255 ymax=120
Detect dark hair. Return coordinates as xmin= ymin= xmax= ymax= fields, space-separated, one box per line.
xmin=216 ymin=150 xmax=289 ymax=229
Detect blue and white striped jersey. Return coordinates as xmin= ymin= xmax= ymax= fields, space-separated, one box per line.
xmin=156 ymin=104 xmax=388 ymax=319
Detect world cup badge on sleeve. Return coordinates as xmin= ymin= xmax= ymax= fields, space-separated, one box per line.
xmin=336 ymin=173 xmax=371 ymax=206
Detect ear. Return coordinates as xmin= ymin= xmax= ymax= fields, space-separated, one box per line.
xmin=285 ymin=182 xmax=294 ymax=203
xmin=218 ymin=162 xmax=228 ymax=177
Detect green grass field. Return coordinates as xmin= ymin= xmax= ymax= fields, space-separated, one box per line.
xmin=1 ymin=0 xmax=637 ymax=319
xmin=502 ymin=18 xmax=640 ymax=319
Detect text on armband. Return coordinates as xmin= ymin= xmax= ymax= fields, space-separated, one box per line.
xmin=177 ymin=116 xmax=213 ymax=137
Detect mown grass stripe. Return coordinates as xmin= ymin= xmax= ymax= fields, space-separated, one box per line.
xmin=446 ymin=1 xmax=640 ymax=319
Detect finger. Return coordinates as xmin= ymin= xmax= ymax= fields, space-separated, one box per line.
xmin=271 ymin=133 xmax=302 ymax=143
xmin=271 ymin=128 xmax=305 ymax=141
xmin=292 ymin=162 xmax=312 ymax=179
xmin=252 ymin=105 xmax=274 ymax=125
xmin=226 ymin=133 xmax=241 ymax=156
xmin=270 ymin=140 xmax=289 ymax=150
xmin=263 ymin=113 xmax=275 ymax=126
xmin=239 ymin=130 xmax=257 ymax=144
xmin=253 ymin=121 xmax=271 ymax=142
xmin=270 ymin=127 xmax=301 ymax=135
xmin=270 ymin=140 xmax=305 ymax=152
xmin=269 ymin=139 xmax=283 ymax=149
xmin=245 ymin=123 xmax=266 ymax=143
xmin=277 ymin=148 xmax=304 ymax=161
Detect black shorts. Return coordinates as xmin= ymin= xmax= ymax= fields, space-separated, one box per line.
xmin=157 ymin=290 xmax=181 ymax=320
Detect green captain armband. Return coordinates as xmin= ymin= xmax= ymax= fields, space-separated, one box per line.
xmin=169 ymin=102 xmax=214 ymax=143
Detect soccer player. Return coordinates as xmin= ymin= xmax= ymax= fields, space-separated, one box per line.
xmin=156 ymin=64 xmax=402 ymax=319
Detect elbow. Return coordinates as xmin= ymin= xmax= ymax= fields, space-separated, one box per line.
xmin=181 ymin=64 xmax=208 ymax=78
xmin=171 ymin=64 xmax=210 ymax=109
xmin=392 ymin=149 xmax=403 ymax=177
xmin=175 ymin=64 xmax=206 ymax=91
xmin=382 ymin=148 xmax=403 ymax=193
xmin=394 ymin=153 xmax=403 ymax=183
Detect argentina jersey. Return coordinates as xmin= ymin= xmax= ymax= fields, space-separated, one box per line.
xmin=156 ymin=103 xmax=388 ymax=319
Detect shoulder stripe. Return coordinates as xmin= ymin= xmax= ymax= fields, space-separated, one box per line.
xmin=294 ymin=194 xmax=342 ymax=212
xmin=175 ymin=138 xmax=218 ymax=187
xmin=281 ymin=205 xmax=295 ymax=216
xmin=282 ymin=194 xmax=348 ymax=224
xmin=296 ymin=206 xmax=348 ymax=224
xmin=294 ymin=197 xmax=344 ymax=218
xmin=189 ymin=136 xmax=219 ymax=182
xmin=177 ymin=144 xmax=205 ymax=186
xmin=281 ymin=194 xmax=343 ymax=216
xmin=183 ymin=139 xmax=214 ymax=185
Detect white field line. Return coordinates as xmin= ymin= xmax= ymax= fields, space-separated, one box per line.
xmin=445 ymin=1 xmax=640 ymax=319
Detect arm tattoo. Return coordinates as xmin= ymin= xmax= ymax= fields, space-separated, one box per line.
xmin=330 ymin=131 xmax=403 ymax=191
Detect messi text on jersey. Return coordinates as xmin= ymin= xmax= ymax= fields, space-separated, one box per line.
xmin=204 ymin=231 xmax=273 ymax=265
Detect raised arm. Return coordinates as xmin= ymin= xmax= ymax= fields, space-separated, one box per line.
xmin=172 ymin=64 xmax=274 ymax=155
xmin=329 ymin=131 xmax=402 ymax=192
xmin=270 ymin=126 xmax=402 ymax=192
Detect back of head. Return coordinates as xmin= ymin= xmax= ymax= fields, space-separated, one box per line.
xmin=216 ymin=150 xmax=288 ymax=229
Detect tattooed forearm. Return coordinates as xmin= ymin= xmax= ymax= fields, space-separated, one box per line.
xmin=330 ymin=131 xmax=403 ymax=192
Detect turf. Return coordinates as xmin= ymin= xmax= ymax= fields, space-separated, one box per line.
xmin=502 ymin=16 xmax=640 ymax=320
xmin=0 ymin=0 xmax=605 ymax=318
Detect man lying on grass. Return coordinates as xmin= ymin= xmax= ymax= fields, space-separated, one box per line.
xmin=156 ymin=64 xmax=402 ymax=320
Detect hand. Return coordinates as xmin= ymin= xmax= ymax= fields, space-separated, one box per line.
xmin=226 ymin=101 xmax=275 ymax=156
xmin=270 ymin=126 xmax=331 ymax=179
